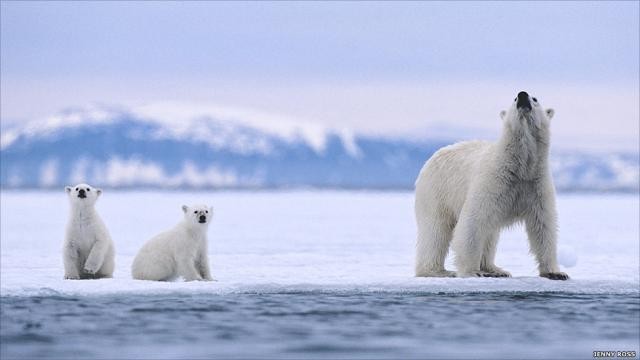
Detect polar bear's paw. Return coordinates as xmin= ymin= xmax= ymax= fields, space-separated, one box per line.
xmin=64 ymin=274 xmax=80 ymax=280
xmin=540 ymin=272 xmax=569 ymax=281
xmin=83 ymin=263 xmax=99 ymax=275
xmin=416 ymin=270 xmax=457 ymax=278
xmin=474 ymin=270 xmax=512 ymax=278
xmin=478 ymin=267 xmax=512 ymax=278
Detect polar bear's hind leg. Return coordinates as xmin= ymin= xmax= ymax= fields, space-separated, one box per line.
xmin=415 ymin=210 xmax=456 ymax=277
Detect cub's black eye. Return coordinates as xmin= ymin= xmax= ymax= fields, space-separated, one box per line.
xmin=514 ymin=97 xmax=517 ymax=101
xmin=532 ymin=97 xmax=538 ymax=102
xmin=75 ymin=187 xmax=78 ymax=191
xmin=205 ymin=210 xmax=208 ymax=213
xmin=87 ymin=188 xmax=90 ymax=191
xmin=194 ymin=211 xmax=198 ymax=214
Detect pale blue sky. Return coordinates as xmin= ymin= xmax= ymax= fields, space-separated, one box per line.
xmin=1 ymin=1 xmax=638 ymax=150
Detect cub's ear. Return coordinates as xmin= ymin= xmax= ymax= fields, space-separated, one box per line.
xmin=65 ymin=186 xmax=72 ymax=193
xmin=182 ymin=205 xmax=189 ymax=214
xmin=500 ymin=110 xmax=507 ymax=120
xmin=96 ymin=188 xmax=102 ymax=197
xmin=546 ymin=108 xmax=555 ymax=119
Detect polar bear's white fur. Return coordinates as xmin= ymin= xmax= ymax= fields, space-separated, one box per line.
xmin=63 ymin=183 xmax=115 ymax=279
xmin=414 ymin=91 xmax=569 ymax=280
xmin=132 ymin=204 xmax=214 ymax=281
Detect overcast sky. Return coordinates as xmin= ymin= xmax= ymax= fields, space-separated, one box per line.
xmin=1 ymin=2 xmax=638 ymax=151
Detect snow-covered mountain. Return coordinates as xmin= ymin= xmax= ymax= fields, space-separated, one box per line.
xmin=1 ymin=105 xmax=638 ymax=191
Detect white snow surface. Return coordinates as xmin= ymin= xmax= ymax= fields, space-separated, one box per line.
xmin=1 ymin=191 xmax=638 ymax=297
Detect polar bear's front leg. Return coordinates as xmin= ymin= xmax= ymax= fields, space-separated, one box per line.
xmin=178 ymin=258 xmax=204 ymax=282
xmin=451 ymin=208 xmax=492 ymax=277
xmin=197 ymin=251 xmax=213 ymax=281
xmin=84 ymin=238 xmax=109 ymax=275
xmin=479 ymin=232 xmax=511 ymax=277
xmin=63 ymin=244 xmax=81 ymax=280
xmin=96 ymin=244 xmax=115 ymax=278
xmin=525 ymin=190 xmax=569 ymax=281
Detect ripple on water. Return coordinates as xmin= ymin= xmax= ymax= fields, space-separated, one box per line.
xmin=1 ymin=292 xmax=638 ymax=359
xmin=130 ymin=305 xmax=228 ymax=313
xmin=2 ymin=333 xmax=54 ymax=344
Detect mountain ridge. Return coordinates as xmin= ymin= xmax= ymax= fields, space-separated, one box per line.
xmin=1 ymin=106 xmax=637 ymax=191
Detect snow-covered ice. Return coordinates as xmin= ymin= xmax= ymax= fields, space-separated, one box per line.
xmin=1 ymin=191 xmax=638 ymax=296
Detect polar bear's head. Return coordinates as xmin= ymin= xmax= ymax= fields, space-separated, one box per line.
xmin=500 ymin=91 xmax=554 ymax=129
xmin=65 ymin=183 xmax=102 ymax=206
xmin=182 ymin=204 xmax=213 ymax=226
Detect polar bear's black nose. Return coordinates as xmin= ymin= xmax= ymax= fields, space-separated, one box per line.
xmin=199 ymin=215 xmax=206 ymax=223
xmin=517 ymin=91 xmax=531 ymax=110
xmin=78 ymin=189 xmax=86 ymax=198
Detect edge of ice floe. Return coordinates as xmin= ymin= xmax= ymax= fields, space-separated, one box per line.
xmin=2 ymin=277 xmax=638 ymax=297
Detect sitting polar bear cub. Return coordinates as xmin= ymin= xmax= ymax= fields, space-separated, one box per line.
xmin=63 ymin=184 xmax=115 ymax=279
xmin=132 ymin=204 xmax=214 ymax=281
xmin=415 ymin=91 xmax=569 ymax=280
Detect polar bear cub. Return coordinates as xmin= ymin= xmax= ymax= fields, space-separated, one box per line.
xmin=63 ymin=183 xmax=115 ymax=279
xmin=414 ymin=91 xmax=569 ymax=280
xmin=132 ymin=204 xmax=214 ymax=281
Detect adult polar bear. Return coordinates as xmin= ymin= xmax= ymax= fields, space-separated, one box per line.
xmin=415 ymin=91 xmax=569 ymax=280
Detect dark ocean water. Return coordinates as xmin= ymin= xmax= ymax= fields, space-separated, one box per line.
xmin=1 ymin=292 xmax=638 ymax=359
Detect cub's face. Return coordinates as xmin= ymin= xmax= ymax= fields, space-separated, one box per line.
xmin=500 ymin=91 xmax=554 ymax=129
xmin=182 ymin=204 xmax=213 ymax=226
xmin=65 ymin=183 xmax=101 ymax=206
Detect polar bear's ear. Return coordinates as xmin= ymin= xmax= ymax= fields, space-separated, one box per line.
xmin=546 ymin=108 xmax=555 ymax=119
xmin=182 ymin=205 xmax=189 ymax=214
xmin=65 ymin=186 xmax=72 ymax=193
xmin=500 ymin=110 xmax=507 ymax=120
xmin=96 ymin=188 xmax=102 ymax=197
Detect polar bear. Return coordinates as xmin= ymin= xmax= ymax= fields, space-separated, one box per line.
xmin=131 ymin=204 xmax=214 ymax=281
xmin=414 ymin=91 xmax=569 ymax=280
xmin=63 ymin=184 xmax=115 ymax=279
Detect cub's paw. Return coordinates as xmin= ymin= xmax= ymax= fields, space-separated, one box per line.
xmin=83 ymin=263 xmax=99 ymax=275
xmin=64 ymin=274 xmax=80 ymax=280
xmin=540 ymin=272 xmax=570 ymax=281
